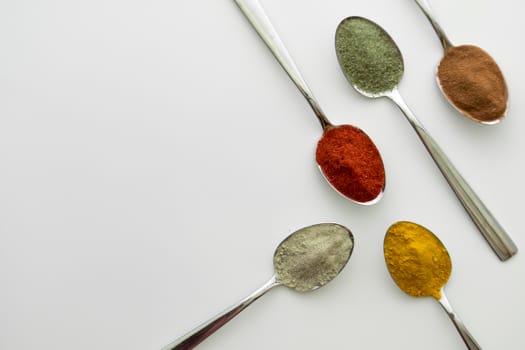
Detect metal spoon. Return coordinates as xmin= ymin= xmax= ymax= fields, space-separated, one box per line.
xmin=233 ymin=0 xmax=385 ymax=205
xmin=384 ymin=221 xmax=481 ymax=350
xmin=414 ymin=0 xmax=508 ymax=124
xmin=335 ymin=16 xmax=517 ymax=261
xmin=161 ymin=223 xmax=354 ymax=350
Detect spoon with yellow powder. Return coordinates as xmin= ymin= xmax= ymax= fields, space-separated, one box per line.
xmin=384 ymin=221 xmax=481 ymax=350
xmin=414 ymin=0 xmax=508 ymax=124
xmin=335 ymin=16 xmax=517 ymax=261
xmin=161 ymin=223 xmax=354 ymax=350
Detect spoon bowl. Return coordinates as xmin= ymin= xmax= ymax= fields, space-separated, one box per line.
xmin=161 ymin=223 xmax=354 ymax=350
xmin=414 ymin=0 xmax=508 ymax=124
xmin=335 ymin=16 xmax=404 ymax=99
xmin=274 ymin=223 xmax=354 ymax=291
xmin=384 ymin=221 xmax=481 ymax=350
xmin=316 ymin=124 xmax=385 ymax=205
xmin=234 ymin=0 xmax=385 ymax=205
xmin=436 ymin=44 xmax=508 ymax=124
xmin=384 ymin=221 xmax=451 ymax=299
xmin=335 ymin=16 xmax=517 ymax=261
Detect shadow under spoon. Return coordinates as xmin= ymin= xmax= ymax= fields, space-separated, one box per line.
xmin=335 ymin=16 xmax=517 ymax=261
xmin=161 ymin=223 xmax=354 ymax=350
xmin=233 ymin=0 xmax=385 ymax=205
xmin=414 ymin=0 xmax=508 ymax=124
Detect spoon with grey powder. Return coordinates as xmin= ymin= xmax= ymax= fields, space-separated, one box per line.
xmin=414 ymin=0 xmax=508 ymax=124
xmin=161 ymin=223 xmax=354 ymax=350
xmin=232 ymin=0 xmax=385 ymax=205
xmin=334 ymin=16 xmax=517 ymax=261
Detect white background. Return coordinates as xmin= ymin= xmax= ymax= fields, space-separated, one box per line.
xmin=1 ymin=0 xmax=524 ymax=349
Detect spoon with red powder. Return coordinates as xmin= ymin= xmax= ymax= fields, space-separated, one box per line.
xmin=414 ymin=0 xmax=508 ymax=124
xmin=233 ymin=0 xmax=385 ymax=205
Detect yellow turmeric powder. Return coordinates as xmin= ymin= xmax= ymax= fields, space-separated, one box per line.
xmin=383 ymin=221 xmax=451 ymax=299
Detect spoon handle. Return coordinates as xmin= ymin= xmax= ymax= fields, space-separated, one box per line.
xmin=389 ymin=89 xmax=517 ymax=261
xmin=438 ymin=289 xmax=482 ymax=350
xmin=233 ymin=0 xmax=331 ymax=130
xmin=161 ymin=276 xmax=279 ymax=350
xmin=413 ymin=0 xmax=453 ymax=51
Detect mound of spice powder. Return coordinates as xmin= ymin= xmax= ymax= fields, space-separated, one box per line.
xmin=384 ymin=221 xmax=452 ymax=300
xmin=315 ymin=125 xmax=385 ymax=203
xmin=274 ymin=223 xmax=353 ymax=292
xmin=335 ymin=16 xmax=404 ymax=95
xmin=437 ymin=45 xmax=508 ymax=123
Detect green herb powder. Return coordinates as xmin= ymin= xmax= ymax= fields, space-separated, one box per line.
xmin=335 ymin=17 xmax=404 ymax=94
xmin=274 ymin=223 xmax=353 ymax=292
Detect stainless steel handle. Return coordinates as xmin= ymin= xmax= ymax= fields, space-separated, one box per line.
xmin=389 ymin=89 xmax=517 ymax=261
xmin=161 ymin=276 xmax=279 ymax=350
xmin=438 ymin=289 xmax=482 ymax=350
xmin=233 ymin=0 xmax=331 ymax=129
xmin=413 ymin=0 xmax=453 ymax=51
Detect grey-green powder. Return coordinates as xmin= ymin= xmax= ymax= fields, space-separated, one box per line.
xmin=273 ymin=223 xmax=353 ymax=292
xmin=335 ymin=16 xmax=404 ymax=94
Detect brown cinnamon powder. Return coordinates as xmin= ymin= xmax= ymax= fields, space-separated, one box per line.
xmin=437 ymin=45 xmax=508 ymax=123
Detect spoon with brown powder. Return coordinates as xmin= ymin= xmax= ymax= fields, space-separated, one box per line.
xmin=335 ymin=16 xmax=517 ymax=261
xmin=161 ymin=223 xmax=354 ymax=350
xmin=414 ymin=0 xmax=508 ymax=124
xmin=233 ymin=0 xmax=385 ymax=205
xmin=384 ymin=221 xmax=481 ymax=349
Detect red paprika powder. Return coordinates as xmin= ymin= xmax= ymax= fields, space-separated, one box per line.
xmin=315 ymin=125 xmax=385 ymax=203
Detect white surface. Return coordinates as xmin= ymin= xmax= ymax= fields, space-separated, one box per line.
xmin=1 ymin=0 xmax=524 ymax=349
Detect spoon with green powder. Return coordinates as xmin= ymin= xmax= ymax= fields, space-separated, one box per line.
xmin=335 ymin=16 xmax=517 ymax=261
xmin=161 ymin=223 xmax=354 ymax=350
xmin=384 ymin=221 xmax=481 ymax=349
xmin=414 ymin=0 xmax=508 ymax=124
xmin=233 ymin=0 xmax=385 ymax=205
